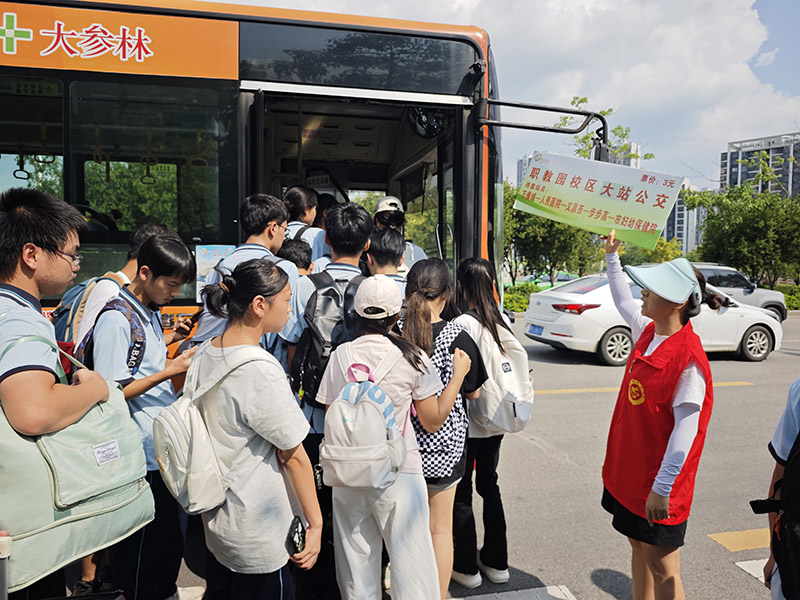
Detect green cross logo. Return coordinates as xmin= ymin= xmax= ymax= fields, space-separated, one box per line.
xmin=1 ymin=13 xmax=33 ymax=55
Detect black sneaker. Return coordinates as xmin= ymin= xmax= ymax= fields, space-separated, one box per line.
xmin=71 ymin=579 xmax=95 ymax=596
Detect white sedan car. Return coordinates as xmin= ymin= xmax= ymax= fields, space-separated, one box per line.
xmin=524 ymin=274 xmax=783 ymax=366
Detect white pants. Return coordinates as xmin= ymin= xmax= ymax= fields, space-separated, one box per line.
xmin=332 ymin=471 xmax=439 ymax=600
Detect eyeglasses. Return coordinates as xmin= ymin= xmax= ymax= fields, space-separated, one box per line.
xmin=47 ymin=247 xmax=84 ymax=267
xmin=274 ymin=222 xmax=289 ymax=238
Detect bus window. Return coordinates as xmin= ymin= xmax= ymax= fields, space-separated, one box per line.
xmin=68 ymin=79 xmax=239 ymax=299
xmin=0 ymin=76 xmax=63 ymax=197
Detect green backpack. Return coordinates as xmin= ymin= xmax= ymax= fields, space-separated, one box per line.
xmin=0 ymin=335 xmax=154 ymax=593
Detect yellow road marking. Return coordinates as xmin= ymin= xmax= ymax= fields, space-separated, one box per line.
xmin=708 ymin=528 xmax=770 ymax=552
xmin=536 ymin=382 xmax=753 ymax=395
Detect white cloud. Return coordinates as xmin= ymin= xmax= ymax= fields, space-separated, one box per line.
xmin=755 ymin=48 xmax=779 ymax=67
xmin=201 ymin=0 xmax=800 ymax=186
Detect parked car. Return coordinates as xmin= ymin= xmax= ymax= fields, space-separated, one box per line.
xmin=533 ymin=271 xmax=579 ymax=290
xmin=524 ymin=274 xmax=783 ymax=366
xmin=693 ymin=263 xmax=787 ymax=321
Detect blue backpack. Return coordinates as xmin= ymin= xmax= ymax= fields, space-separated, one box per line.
xmin=52 ymin=272 xmax=125 ymax=343
xmin=75 ymin=296 xmax=147 ymax=375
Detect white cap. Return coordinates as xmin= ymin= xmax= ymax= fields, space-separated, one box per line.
xmin=354 ymin=275 xmax=403 ymax=319
xmin=374 ymin=196 xmax=404 ymax=215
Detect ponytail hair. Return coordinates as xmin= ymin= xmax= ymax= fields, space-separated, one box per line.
xmin=403 ymin=259 xmax=453 ymax=355
xmin=203 ymin=258 xmax=289 ymax=321
xmin=456 ymin=257 xmax=513 ymax=353
xmin=356 ymin=314 xmax=425 ymax=373
xmin=681 ymin=267 xmax=723 ymax=324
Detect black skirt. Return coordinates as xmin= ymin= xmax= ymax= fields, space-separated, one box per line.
xmin=602 ymin=488 xmax=687 ymax=548
xmin=425 ymin=443 xmax=468 ymax=491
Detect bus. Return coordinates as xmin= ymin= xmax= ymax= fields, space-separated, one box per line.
xmin=0 ymin=0 xmax=608 ymax=318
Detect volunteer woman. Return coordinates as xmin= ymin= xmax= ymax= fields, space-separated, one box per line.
xmin=602 ymin=230 xmax=721 ymax=600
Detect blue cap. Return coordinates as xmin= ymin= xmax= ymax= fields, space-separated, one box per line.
xmin=624 ymin=258 xmax=701 ymax=305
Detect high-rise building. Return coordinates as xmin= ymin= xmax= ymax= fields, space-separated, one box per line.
xmin=720 ymin=133 xmax=800 ymax=196
xmin=663 ymin=181 xmax=706 ymax=254
xmin=516 ymin=153 xmax=535 ymax=188
xmin=609 ymin=141 xmax=642 ymax=169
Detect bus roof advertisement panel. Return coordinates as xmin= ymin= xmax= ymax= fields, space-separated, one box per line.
xmin=0 ymin=2 xmax=238 ymax=79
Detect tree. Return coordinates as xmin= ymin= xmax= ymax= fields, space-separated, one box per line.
xmin=556 ymin=97 xmax=655 ymax=163
xmin=683 ymin=176 xmax=800 ymax=288
xmin=619 ymin=236 xmax=683 ymax=266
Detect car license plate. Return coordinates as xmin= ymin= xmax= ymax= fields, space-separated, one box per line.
xmin=528 ymin=324 xmax=543 ymax=336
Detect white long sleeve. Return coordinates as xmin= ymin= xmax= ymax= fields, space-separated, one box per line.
xmin=605 ymin=252 xmax=650 ymax=342
xmin=651 ymin=363 xmax=706 ymax=496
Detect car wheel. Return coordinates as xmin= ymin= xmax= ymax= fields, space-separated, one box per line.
xmin=764 ymin=305 xmax=786 ymax=321
xmin=597 ymin=327 xmax=633 ymax=366
xmin=739 ymin=325 xmax=773 ymax=361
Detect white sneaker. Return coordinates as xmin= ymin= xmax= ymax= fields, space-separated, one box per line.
xmin=477 ymin=556 xmax=509 ymax=584
xmin=451 ymin=569 xmax=482 ymax=588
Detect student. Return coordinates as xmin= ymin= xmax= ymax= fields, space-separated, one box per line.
xmin=364 ymin=227 xmax=405 ymax=295
xmin=0 ymin=188 xmax=109 ymax=600
xmin=316 ymin=274 xmax=472 ymax=600
xmin=75 ymin=224 xmax=173 ymax=346
xmin=90 ymin=234 xmax=197 ymax=600
xmin=287 ymin=202 xmax=373 ymax=600
xmin=400 ymin=259 xmax=488 ymax=599
xmin=602 ymin=229 xmax=719 ymax=600
xmin=372 ymin=196 xmax=427 ymax=275
xmin=451 ymin=257 xmax=514 ymax=589
xmin=284 ymin=186 xmax=328 ymax=262
xmin=311 ymin=193 xmax=336 ymax=273
xmin=763 ymin=378 xmax=800 ymax=600
xmin=196 ymin=258 xmax=322 ymax=599
xmin=193 ymin=193 xmax=300 ymax=368
xmin=278 ymin=238 xmax=314 ymax=276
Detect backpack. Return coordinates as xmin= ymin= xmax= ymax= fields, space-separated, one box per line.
xmin=319 ymin=344 xmax=406 ymax=489
xmin=74 ymin=296 xmax=147 ymax=375
xmin=290 ymin=271 xmax=365 ymax=409
xmin=0 ymin=331 xmax=153 ymax=593
xmin=51 ymin=272 xmax=125 ymax=343
xmin=751 ymin=431 xmax=800 ymax=599
xmin=153 ymin=344 xmax=271 ymax=515
xmin=456 ymin=313 xmax=534 ymax=435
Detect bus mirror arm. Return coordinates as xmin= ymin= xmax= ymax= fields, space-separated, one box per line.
xmin=476 ymin=99 xmax=610 ymax=163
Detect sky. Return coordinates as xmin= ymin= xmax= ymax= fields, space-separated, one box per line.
xmin=203 ymin=0 xmax=800 ymax=190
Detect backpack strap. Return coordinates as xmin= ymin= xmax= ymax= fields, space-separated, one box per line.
xmin=68 ymin=272 xmax=126 ymax=343
xmin=186 ymin=344 xmax=271 ymax=401
xmin=94 ymin=296 xmax=148 ymax=375
xmin=0 ymin=333 xmax=88 ymax=385
xmin=294 ymin=225 xmax=312 ymax=240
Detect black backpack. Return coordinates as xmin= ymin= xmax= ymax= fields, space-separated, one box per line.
xmin=752 ymin=431 xmax=800 ymax=599
xmin=290 ymin=272 xmax=365 ymax=409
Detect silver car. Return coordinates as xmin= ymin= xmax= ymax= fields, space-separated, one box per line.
xmin=694 ymin=264 xmax=787 ymax=321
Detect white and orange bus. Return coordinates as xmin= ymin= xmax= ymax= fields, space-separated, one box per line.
xmin=0 ymin=0 xmax=608 ymax=315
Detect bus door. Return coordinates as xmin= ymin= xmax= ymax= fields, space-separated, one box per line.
xmin=240 ymin=83 xmax=473 ymax=273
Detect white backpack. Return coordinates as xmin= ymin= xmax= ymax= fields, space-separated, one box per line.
xmin=153 ymin=344 xmax=270 ymax=514
xmin=319 ymin=344 xmax=406 ymax=489
xmin=457 ymin=313 xmax=534 ymax=435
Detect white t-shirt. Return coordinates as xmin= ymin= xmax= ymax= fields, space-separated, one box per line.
xmin=75 ymin=270 xmax=130 ymax=344
xmin=195 ymin=343 xmax=310 ymax=574
xmin=316 ymin=335 xmax=443 ymax=474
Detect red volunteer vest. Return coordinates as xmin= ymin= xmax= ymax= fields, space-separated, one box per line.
xmin=602 ymin=321 xmax=713 ymax=525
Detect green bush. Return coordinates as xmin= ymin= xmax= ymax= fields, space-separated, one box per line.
xmin=502 ymin=282 xmax=541 ymax=313
xmin=776 ymin=284 xmax=800 ymax=310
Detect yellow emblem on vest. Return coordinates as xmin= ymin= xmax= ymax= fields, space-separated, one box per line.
xmin=628 ymin=379 xmax=645 ymax=406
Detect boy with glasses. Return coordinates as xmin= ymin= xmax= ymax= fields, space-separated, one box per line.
xmin=0 ymin=188 xmax=109 ymax=599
